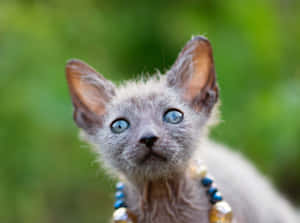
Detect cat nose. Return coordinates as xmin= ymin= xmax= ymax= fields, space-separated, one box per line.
xmin=139 ymin=134 xmax=159 ymax=148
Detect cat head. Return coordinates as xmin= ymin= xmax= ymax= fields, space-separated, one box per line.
xmin=66 ymin=36 xmax=219 ymax=182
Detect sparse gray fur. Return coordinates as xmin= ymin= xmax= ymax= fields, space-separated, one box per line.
xmin=66 ymin=36 xmax=299 ymax=223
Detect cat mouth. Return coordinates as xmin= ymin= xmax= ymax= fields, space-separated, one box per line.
xmin=139 ymin=151 xmax=167 ymax=164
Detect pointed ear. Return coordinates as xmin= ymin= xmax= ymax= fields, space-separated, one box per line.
xmin=166 ymin=36 xmax=219 ymax=114
xmin=66 ymin=59 xmax=115 ymax=133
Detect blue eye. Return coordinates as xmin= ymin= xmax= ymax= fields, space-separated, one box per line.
xmin=163 ymin=109 xmax=184 ymax=124
xmin=111 ymin=119 xmax=130 ymax=133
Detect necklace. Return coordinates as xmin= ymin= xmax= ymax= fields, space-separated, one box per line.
xmin=112 ymin=161 xmax=233 ymax=223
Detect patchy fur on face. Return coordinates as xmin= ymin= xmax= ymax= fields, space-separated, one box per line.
xmin=66 ymin=37 xmax=300 ymax=223
xmin=66 ymin=36 xmax=219 ymax=182
xmin=90 ymin=76 xmax=207 ymax=181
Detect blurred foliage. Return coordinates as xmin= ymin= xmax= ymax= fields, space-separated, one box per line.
xmin=0 ymin=0 xmax=299 ymax=222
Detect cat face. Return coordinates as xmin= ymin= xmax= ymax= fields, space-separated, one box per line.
xmin=66 ymin=36 xmax=219 ymax=181
xmin=94 ymin=80 xmax=203 ymax=180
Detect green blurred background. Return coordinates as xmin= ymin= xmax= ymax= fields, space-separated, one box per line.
xmin=0 ymin=0 xmax=299 ymax=222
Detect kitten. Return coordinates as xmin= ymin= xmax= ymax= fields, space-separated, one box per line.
xmin=65 ymin=36 xmax=298 ymax=223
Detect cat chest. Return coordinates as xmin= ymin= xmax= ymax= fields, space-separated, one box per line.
xmin=130 ymin=196 xmax=210 ymax=223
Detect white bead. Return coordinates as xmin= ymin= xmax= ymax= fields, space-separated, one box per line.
xmin=210 ymin=201 xmax=233 ymax=223
xmin=189 ymin=160 xmax=208 ymax=179
xmin=113 ymin=207 xmax=132 ymax=223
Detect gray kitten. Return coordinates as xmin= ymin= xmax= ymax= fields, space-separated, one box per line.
xmin=65 ymin=36 xmax=299 ymax=223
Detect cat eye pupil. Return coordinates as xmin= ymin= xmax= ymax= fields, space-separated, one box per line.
xmin=111 ymin=119 xmax=129 ymax=133
xmin=163 ymin=109 xmax=183 ymax=124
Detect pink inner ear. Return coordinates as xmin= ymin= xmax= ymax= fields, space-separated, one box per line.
xmin=76 ymin=77 xmax=107 ymax=116
xmin=183 ymin=39 xmax=214 ymax=102
xmin=167 ymin=36 xmax=218 ymax=113
xmin=66 ymin=59 xmax=113 ymax=118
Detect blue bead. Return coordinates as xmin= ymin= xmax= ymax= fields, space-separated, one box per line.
xmin=116 ymin=182 xmax=125 ymax=191
xmin=115 ymin=191 xmax=125 ymax=199
xmin=207 ymin=187 xmax=218 ymax=196
xmin=114 ymin=199 xmax=126 ymax=209
xmin=201 ymin=177 xmax=213 ymax=187
xmin=210 ymin=192 xmax=223 ymax=204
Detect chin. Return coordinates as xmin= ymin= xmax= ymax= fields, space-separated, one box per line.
xmin=129 ymin=159 xmax=184 ymax=182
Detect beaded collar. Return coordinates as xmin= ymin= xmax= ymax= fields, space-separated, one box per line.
xmin=112 ymin=161 xmax=233 ymax=223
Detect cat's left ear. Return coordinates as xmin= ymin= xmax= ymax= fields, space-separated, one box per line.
xmin=166 ymin=36 xmax=219 ymax=114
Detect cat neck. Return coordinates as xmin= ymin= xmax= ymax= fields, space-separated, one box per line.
xmin=139 ymin=172 xmax=185 ymax=205
xmin=125 ymin=169 xmax=210 ymax=223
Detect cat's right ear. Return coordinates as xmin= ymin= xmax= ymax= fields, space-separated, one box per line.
xmin=66 ymin=59 xmax=115 ymax=133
